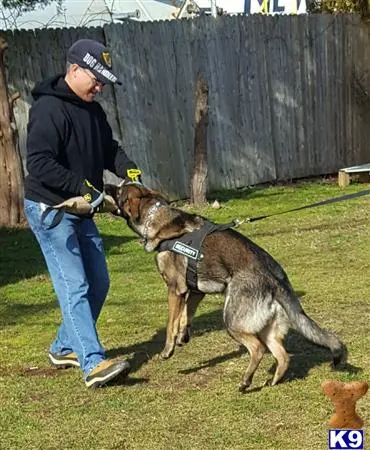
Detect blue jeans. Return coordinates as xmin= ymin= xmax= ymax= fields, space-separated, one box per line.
xmin=24 ymin=199 xmax=110 ymax=377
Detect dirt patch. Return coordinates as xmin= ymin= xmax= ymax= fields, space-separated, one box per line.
xmin=0 ymin=365 xmax=71 ymax=378
xmin=175 ymin=370 xmax=216 ymax=389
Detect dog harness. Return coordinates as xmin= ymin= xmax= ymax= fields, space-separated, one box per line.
xmin=157 ymin=220 xmax=235 ymax=292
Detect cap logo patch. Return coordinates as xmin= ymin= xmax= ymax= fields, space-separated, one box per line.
xmin=102 ymin=52 xmax=112 ymax=68
xmin=83 ymin=52 xmax=97 ymax=68
xmin=82 ymin=52 xmax=117 ymax=83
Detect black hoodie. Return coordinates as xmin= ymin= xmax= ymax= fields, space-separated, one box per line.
xmin=25 ymin=75 xmax=137 ymax=206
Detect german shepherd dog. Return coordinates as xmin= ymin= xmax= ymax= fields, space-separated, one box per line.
xmin=107 ymin=183 xmax=347 ymax=391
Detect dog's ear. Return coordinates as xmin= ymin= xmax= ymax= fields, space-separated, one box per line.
xmin=115 ymin=184 xmax=141 ymax=219
xmin=104 ymin=184 xmax=118 ymax=200
xmin=126 ymin=197 xmax=141 ymax=221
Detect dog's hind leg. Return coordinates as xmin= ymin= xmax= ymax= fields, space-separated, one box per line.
xmin=161 ymin=288 xmax=187 ymax=359
xmin=259 ymin=321 xmax=290 ymax=386
xmin=177 ymin=291 xmax=205 ymax=346
xmin=230 ymin=331 xmax=266 ymax=392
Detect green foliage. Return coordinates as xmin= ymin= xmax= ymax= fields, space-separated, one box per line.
xmin=309 ymin=0 xmax=367 ymax=13
xmin=0 ymin=0 xmax=64 ymax=30
xmin=1 ymin=0 xmax=62 ymax=12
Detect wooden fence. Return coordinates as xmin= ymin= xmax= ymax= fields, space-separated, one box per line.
xmin=3 ymin=14 xmax=370 ymax=198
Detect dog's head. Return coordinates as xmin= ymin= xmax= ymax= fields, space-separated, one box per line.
xmin=104 ymin=183 xmax=168 ymax=235
xmin=105 ymin=183 xmax=203 ymax=252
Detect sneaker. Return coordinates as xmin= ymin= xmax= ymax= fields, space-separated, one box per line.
xmin=85 ymin=359 xmax=131 ymax=388
xmin=48 ymin=351 xmax=80 ymax=369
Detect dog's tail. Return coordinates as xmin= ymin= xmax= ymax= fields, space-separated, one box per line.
xmin=276 ymin=288 xmax=347 ymax=367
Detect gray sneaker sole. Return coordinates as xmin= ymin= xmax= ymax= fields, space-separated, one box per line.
xmin=85 ymin=364 xmax=130 ymax=388
xmin=48 ymin=353 xmax=80 ymax=369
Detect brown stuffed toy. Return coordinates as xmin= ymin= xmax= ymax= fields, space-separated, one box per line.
xmin=321 ymin=380 xmax=368 ymax=429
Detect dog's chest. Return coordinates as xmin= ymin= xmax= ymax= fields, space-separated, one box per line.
xmin=197 ymin=277 xmax=226 ymax=294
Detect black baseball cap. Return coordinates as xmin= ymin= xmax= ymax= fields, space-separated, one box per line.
xmin=67 ymin=39 xmax=122 ymax=85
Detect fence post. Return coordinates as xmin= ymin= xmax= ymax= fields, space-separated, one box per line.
xmin=190 ymin=74 xmax=209 ymax=205
xmin=210 ymin=0 xmax=217 ymax=17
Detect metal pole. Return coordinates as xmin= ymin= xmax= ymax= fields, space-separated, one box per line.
xmin=210 ymin=0 xmax=217 ymax=17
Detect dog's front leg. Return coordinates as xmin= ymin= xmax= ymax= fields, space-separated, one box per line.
xmin=161 ymin=288 xmax=186 ymax=359
xmin=177 ymin=291 xmax=205 ymax=346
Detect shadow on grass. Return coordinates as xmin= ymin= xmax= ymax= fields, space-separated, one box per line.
xmin=173 ymin=185 xmax=293 ymax=207
xmin=109 ymin=308 xmax=361 ymax=386
xmin=282 ymin=331 xmax=361 ymax=381
xmin=107 ymin=327 xmax=166 ymax=371
xmin=206 ymin=176 xmax=340 ymax=204
xmin=106 ymin=374 xmax=150 ymax=388
xmin=0 ymin=226 xmax=135 ymax=288
xmin=249 ymin=218 xmax=369 ymax=239
xmin=107 ymin=308 xmax=225 ymax=371
xmin=181 ymin=328 xmax=361 ymax=385
xmin=0 ymin=301 xmax=58 ymax=327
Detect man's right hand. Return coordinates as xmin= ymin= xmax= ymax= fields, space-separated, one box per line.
xmin=80 ymin=179 xmax=105 ymax=210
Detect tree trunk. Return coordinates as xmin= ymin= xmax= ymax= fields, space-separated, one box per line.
xmin=0 ymin=36 xmax=24 ymax=227
xmin=190 ymin=74 xmax=209 ymax=205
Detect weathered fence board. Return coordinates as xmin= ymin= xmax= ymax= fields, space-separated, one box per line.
xmin=2 ymin=14 xmax=370 ymax=199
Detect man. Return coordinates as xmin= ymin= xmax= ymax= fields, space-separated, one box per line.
xmin=24 ymin=39 xmax=139 ymax=388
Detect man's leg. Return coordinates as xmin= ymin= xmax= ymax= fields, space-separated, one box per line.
xmin=52 ymin=218 xmax=110 ymax=354
xmin=78 ymin=218 xmax=110 ymax=322
xmin=24 ymin=199 xmax=105 ymax=377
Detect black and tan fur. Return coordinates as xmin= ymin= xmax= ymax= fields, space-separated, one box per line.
xmin=107 ymin=183 xmax=347 ymax=391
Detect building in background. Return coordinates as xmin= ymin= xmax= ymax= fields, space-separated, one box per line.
xmin=178 ymin=0 xmax=306 ymax=17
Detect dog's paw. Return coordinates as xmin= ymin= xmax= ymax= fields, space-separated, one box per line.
xmin=238 ymin=383 xmax=249 ymax=393
xmin=238 ymin=376 xmax=253 ymax=393
xmin=176 ymin=327 xmax=190 ymax=346
xmin=160 ymin=345 xmax=175 ymax=360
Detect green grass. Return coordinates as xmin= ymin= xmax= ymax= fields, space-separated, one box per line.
xmin=1 ymin=178 xmax=369 ymax=450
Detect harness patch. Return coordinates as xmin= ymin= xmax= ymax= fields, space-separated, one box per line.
xmin=157 ymin=220 xmax=235 ymax=292
xmin=173 ymin=242 xmax=199 ymax=260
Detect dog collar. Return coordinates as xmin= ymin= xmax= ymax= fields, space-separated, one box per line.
xmin=118 ymin=179 xmax=142 ymax=187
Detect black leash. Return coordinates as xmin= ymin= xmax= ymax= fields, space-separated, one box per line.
xmin=244 ymin=188 xmax=370 ymax=223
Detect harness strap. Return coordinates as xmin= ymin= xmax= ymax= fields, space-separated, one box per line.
xmin=157 ymin=220 xmax=234 ymax=291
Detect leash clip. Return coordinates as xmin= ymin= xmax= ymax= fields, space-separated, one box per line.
xmin=232 ymin=218 xmax=247 ymax=228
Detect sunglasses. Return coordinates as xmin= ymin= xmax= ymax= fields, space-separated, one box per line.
xmin=81 ymin=67 xmax=106 ymax=87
